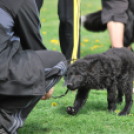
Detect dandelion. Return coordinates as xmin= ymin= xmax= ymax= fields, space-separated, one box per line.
xmin=90 ymin=45 xmax=99 ymax=50
xmin=129 ymin=114 xmax=133 ymax=116
xmin=133 ymin=81 xmax=134 ymax=84
xmin=52 ymin=102 xmax=57 ymax=106
xmin=84 ymin=39 xmax=89 ymax=42
xmin=41 ymin=19 xmax=45 ymax=22
xmin=90 ymin=45 xmax=103 ymax=51
xmin=115 ymin=110 xmax=120 ymax=114
xmin=50 ymin=39 xmax=59 ymax=45
xmin=42 ymin=31 xmax=46 ymax=34
xmin=54 ymin=40 xmax=59 ymax=45
xmin=50 ymin=39 xmax=56 ymax=43
xmin=53 ymin=48 xmax=56 ymax=51
xmin=95 ymin=40 xmax=99 ymax=43
xmin=81 ymin=50 xmax=84 ymax=53
xmin=80 ymin=42 xmax=85 ymax=47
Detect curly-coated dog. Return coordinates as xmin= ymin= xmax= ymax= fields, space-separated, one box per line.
xmin=81 ymin=0 xmax=134 ymax=48
xmin=66 ymin=48 xmax=134 ymax=116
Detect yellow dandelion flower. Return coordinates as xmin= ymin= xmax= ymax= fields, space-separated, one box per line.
xmin=90 ymin=45 xmax=103 ymax=50
xmin=84 ymin=39 xmax=89 ymax=42
xmin=133 ymin=81 xmax=134 ymax=84
xmin=87 ymin=4 xmax=91 ymax=7
xmin=90 ymin=45 xmax=98 ymax=50
xmin=81 ymin=50 xmax=84 ymax=53
xmin=50 ymin=39 xmax=56 ymax=43
xmin=54 ymin=40 xmax=59 ymax=45
xmin=115 ymin=110 xmax=120 ymax=114
xmin=50 ymin=40 xmax=59 ymax=45
xmin=94 ymin=45 xmax=99 ymax=49
xmin=42 ymin=31 xmax=46 ymax=34
xmin=53 ymin=48 xmax=56 ymax=51
xmin=52 ymin=102 xmax=57 ymax=106
xmin=41 ymin=19 xmax=45 ymax=22
xmin=81 ymin=42 xmax=85 ymax=47
xmin=95 ymin=40 xmax=99 ymax=43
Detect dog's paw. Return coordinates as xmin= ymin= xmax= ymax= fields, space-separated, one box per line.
xmin=108 ymin=106 xmax=116 ymax=113
xmin=108 ymin=103 xmax=116 ymax=112
xmin=118 ymin=111 xmax=128 ymax=116
xmin=66 ymin=106 xmax=76 ymax=115
xmin=108 ymin=109 xmax=115 ymax=113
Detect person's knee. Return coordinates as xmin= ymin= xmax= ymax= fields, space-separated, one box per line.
xmin=51 ymin=51 xmax=67 ymax=63
xmin=60 ymin=52 xmax=66 ymax=61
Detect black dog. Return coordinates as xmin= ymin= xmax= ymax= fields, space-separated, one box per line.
xmin=66 ymin=48 xmax=134 ymax=116
xmin=81 ymin=0 xmax=134 ymax=48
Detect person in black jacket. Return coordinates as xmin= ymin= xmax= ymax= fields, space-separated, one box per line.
xmin=0 ymin=0 xmax=67 ymax=133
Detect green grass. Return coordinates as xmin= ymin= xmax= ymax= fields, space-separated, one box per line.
xmin=19 ymin=0 xmax=134 ymax=134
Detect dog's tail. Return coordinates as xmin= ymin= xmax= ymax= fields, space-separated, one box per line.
xmin=81 ymin=10 xmax=107 ymax=32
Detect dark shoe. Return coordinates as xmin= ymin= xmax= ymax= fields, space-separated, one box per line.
xmin=0 ymin=126 xmax=8 ymax=134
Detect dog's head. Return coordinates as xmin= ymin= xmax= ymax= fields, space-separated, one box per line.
xmin=67 ymin=59 xmax=98 ymax=90
xmin=67 ymin=60 xmax=87 ymax=90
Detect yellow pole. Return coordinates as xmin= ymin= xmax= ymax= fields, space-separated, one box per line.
xmin=71 ymin=0 xmax=80 ymax=64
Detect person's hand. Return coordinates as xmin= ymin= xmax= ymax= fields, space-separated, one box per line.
xmin=41 ymin=87 xmax=54 ymax=100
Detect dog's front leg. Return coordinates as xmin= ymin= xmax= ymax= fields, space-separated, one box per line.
xmin=67 ymin=87 xmax=90 ymax=115
xmin=107 ymin=86 xmax=117 ymax=112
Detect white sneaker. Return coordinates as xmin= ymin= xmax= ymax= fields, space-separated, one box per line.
xmin=81 ymin=15 xmax=87 ymax=26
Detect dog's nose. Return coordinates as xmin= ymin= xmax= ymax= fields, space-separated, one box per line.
xmin=67 ymin=83 xmax=73 ymax=89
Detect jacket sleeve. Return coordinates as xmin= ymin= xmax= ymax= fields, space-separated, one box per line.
xmin=14 ymin=0 xmax=46 ymax=50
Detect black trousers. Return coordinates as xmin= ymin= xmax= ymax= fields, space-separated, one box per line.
xmin=0 ymin=50 xmax=66 ymax=134
xmin=35 ymin=0 xmax=81 ymax=62
xmin=58 ymin=0 xmax=80 ymax=62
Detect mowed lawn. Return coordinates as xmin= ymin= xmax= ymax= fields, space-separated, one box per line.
xmin=19 ymin=0 xmax=134 ymax=134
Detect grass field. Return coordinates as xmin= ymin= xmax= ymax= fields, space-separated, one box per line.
xmin=19 ymin=0 xmax=134 ymax=134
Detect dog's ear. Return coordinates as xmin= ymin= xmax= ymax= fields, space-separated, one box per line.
xmin=87 ymin=60 xmax=99 ymax=73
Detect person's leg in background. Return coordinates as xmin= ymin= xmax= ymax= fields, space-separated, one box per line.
xmin=58 ymin=0 xmax=81 ymax=64
xmin=101 ymin=0 xmax=128 ymax=48
xmin=107 ymin=21 xmax=125 ymax=48
xmin=35 ymin=0 xmax=81 ymax=63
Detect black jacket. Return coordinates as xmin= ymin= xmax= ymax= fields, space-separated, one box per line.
xmin=0 ymin=0 xmax=47 ymax=96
